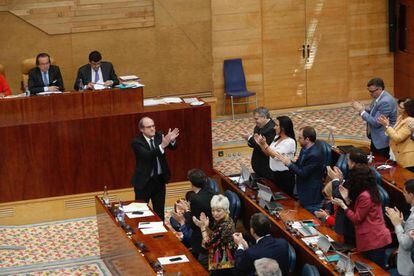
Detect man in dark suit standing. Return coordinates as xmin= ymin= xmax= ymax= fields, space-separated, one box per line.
xmin=74 ymin=50 xmax=119 ymax=90
xmin=131 ymin=117 xmax=179 ymax=221
xmin=242 ymin=107 xmax=276 ymax=180
xmin=275 ymin=126 xmax=324 ymax=213
xmin=28 ymin=53 xmax=64 ymax=95
xmin=233 ymin=213 xmax=289 ymax=276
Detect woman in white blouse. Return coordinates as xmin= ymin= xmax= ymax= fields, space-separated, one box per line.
xmin=254 ymin=116 xmax=297 ymax=196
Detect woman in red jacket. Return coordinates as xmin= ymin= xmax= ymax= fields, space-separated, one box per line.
xmin=332 ymin=164 xmax=391 ymax=269
xmin=0 ymin=74 xmax=11 ymax=97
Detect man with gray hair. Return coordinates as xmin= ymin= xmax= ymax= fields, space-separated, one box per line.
xmin=254 ymin=258 xmax=282 ymax=276
xmin=241 ymin=107 xmax=276 ymax=180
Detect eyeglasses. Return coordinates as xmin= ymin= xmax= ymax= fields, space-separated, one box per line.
xmin=367 ymin=87 xmax=379 ymax=93
xmin=143 ymin=125 xmax=155 ymax=129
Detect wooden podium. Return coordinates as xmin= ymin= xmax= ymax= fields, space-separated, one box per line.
xmin=0 ymin=88 xmax=213 ymax=203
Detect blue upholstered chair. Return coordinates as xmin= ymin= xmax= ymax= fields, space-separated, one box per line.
xmin=223 ymin=58 xmax=258 ymax=119
xmin=377 ymin=184 xmax=390 ymax=210
xmin=288 ymin=243 xmax=297 ymax=273
xmin=301 ymin=263 xmax=320 ymax=276
xmin=315 ymin=140 xmax=332 ymax=168
xmin=224 ymin=190 xmax=241 ymax=222
xmin=335 ymin=153 xmax=349 ymax=178
xmin=207 ymin=177 xmax=220 ymax=194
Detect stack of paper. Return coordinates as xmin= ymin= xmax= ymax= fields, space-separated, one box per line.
xmin=162 ymin=97 xmax=182 ymax=103
xmin=37 ymin=91 xmax=63 ymax=95
xmin=121 ymin=202 xmax=149 ymax=212
xmin=144 ymin=98 xmax=167 ymax=106
xmin=138 ymin=221 xmax=167 ymax=234
xmin=120 ymin=75 xmax=140 ymax=81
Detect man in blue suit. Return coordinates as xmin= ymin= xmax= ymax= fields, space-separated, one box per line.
xmin=275 ymin=126 xmax=324 ymax=213
xmin=233 ymin=213 xmax=289 ymax=276
xmin=352 ymin=77 xmax=397 ymax=158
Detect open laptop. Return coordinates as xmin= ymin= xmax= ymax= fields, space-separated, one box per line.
xmin=258 ymin=198 xmax=283 ymax=212
xmin=317 ymin=235 xmax=353 ymax=253
xmin=237 ymin=164 xmax=259 ymax=189
xmin=257 ymin=183 xmax=287 ymax=201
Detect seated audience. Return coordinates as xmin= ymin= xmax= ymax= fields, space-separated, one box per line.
xmin=177 ymin=169 xmax=216 ymax=268
xmin=314 ymin=182 xmax=336 ymax=228
xmin=74 ymin=50 xmax=119 ymax=90
xmin=169 ymin=191 xmax=194 ymax=248
xmin=385 ymin=179 xmax=414 ymax=276
xmin=254 ymin=258 xmax=282 ymax=276
xmin=273 ymin=126 xmax=324 ymax=213
xmin=332 ymin=164 xmax=392 ymax=269
xmin=232 ymin=213 xmax=289 ymax=276
xmin=193 ymin=195 xmax=236 ymax=275
xmin=378 ymin=98 xmax=414 ymax=172
xmin=0 ymin=73 xmax=11 ymax=97
xmin=28 ymin=53 xmax=64 ymax=95
xmin=254 ymin=115 xmax=296 ymax=196
xmin=241 ymin=107 xmax=276 ymax=180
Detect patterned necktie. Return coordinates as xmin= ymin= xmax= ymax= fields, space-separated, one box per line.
xmin=42 ymin=72 xmax=49 ymax=85
xmin=150 ymin=139 xmax=158 ymax=175
xmin=94 ymin=69 xmax=99 ymax=83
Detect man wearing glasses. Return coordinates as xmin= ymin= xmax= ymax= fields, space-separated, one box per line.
xmin=73 ymin=50 xmax=119 ymax=90
xmin=28 ymin=52 xmax=64 ymax=95
xmin=351 ymin=77 xmax=397 ymax=158
xmin=131 ymin=117 xmax=179 ymax=221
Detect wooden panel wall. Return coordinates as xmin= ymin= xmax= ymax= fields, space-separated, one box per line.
xmin=212 ymin=0 xmax=394 ymax=115
xmin=395 ymin=0 xmax=414 ymax=99
xmin=0 ymin=0 xmax=212 ymax=97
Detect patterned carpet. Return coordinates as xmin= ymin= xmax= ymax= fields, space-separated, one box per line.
xmin=0 ymin=105 xmax=368 ymax=274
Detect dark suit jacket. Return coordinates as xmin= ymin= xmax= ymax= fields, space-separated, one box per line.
xmin=248 ymin=119 xmax=276 ymax=179
xmin=184 ymin=187 xmax=216 ymax=254
xmin=28 ymin=65 xmax=64 ymax=94
xmin=130 ymin=131 xmax=176 ymax=189
xmin=235 ymin=235 xmax=289 ymax=276
xmin=73 ymin=61 xmax=119 ymax=90
xmin=288 ymin=143 xmax=324 ymax=206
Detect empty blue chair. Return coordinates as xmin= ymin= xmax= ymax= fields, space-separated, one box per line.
xmin=223 ymin=58 xmax=258 ymax=119
xmin=301 ymin=263 xmax=320 ymax=276
xmin=315 ymin=140 xmax=332 ymax=168
xmin=371 ymin=167 xmax=382 ymax=186
xmin=207 ymin=177 xmax=220 ymax=194
xmin=288 ymin=243 xmax=296 ymax=273
xmin=335 ymin=153 xmax=349 ymax=178
xmin=224 ymin=190 xmax=241 ymax=222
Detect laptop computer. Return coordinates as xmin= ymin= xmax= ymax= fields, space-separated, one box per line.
xmin=317 ymin=235 xmax=353 ymax=253
xmin=257 ymin=183 xmax=287 ymax=201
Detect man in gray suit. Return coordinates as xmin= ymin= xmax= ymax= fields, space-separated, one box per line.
xmin=352 ymin=77 xmax=397 ymax=158
xmin=386 ymin=179 xmax=414 ymax=276
xmin=73 ymin=50 xmax=119 ymax=90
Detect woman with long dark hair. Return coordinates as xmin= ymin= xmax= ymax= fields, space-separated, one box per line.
xmin=255 ymin=115 xmax=296 ymax=196
xmin=332 ymin=164 xmax=391 ymax=269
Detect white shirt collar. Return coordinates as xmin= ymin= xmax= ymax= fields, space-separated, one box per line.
xmin=256 ymin=234 xmax=271 ymax=243
xmin=375 ymin=90 xmax=385 ymax=103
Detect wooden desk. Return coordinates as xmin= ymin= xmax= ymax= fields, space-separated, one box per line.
xmin=0 ymin=91 xmax=213 ymax=203
xmin=217 ymin=171 xmax=388 ymax=276
xmin=95 ymin=196 xmax=207 ymax=275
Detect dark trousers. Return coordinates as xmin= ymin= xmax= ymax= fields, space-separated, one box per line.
xmin=134 ymin=175 xmax=166 ymax=221
xmin=362 ymin=245 xmax=388 ymax=270
xmin=370 ymin=142 xmax=390 ymax=159
xmin=273 ymin=170 xmax=295 ymax=197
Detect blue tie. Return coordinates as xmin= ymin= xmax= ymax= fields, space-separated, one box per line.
xmin=42 ymin=72 xmax=49 ymax=86
xmin=94 ymin=69 xmax=99 ymax=83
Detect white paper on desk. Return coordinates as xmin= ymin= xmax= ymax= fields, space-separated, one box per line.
xmin=140 ymin=225 xmax=167 ymax=235
xmin=126 ymin=210 xmax=154 ymax=219
xmin=138 ymin=221 xmax=163 ymax=229
xmin=162 ymin=97 xmax=182 ymax=103
xmin=183 ymin=97 xmax=198 ymax=104
xmin=121 ymin=202 xmax=149 ymax=212
xmin=144 ymin=98 xmax=166 ymax=106
xmin=120 ymin=75 xmax=140 ymax=81
xmin=37 ymin=91 xmax=62 ymax=95
xmin=158 ymin=254 xmax=189 ymax=265
xmin=5 ymin=93 xmax=26 ymax=98
xmin=93 ymin=83 xmax=106 ymax=90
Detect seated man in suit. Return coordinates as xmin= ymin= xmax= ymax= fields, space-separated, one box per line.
xmin=274 ymin=126 xmax=324 ymax=213
xmin=74 ymin=50 xmax=119 ymax=90
xmin=232 ymin=213 xmax=289 ymax=276
xmin=351 ymin=77 xmax=397 ymax=158
xmin=28 ymin=53 xmax=64 ymax=95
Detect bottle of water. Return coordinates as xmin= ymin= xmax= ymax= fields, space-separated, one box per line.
xmin=102 ymin=186 xmax=110 ymax=207
xmin=78 ymin=79 xmax=84 ymax=91
xmin=25 ymin=87 xmax=30 ymax=97
xmin=117 ymin=201 xmax=125 ymax=224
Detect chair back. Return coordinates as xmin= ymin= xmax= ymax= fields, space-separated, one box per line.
xmin=224 ymin=190 xmax=241 ymax=222
xmin=371 ymin=167 xmax=382 ymax=186
xmin=207 ymin=178 xmax=220 ymax=194
xmin=223 ymin=59 xmax=247 ymax=93
xmin=301 ymin=263 xmax=320 ymax=276
xmin=0 ymin=64 xmax=4 ymax=76
xmin=377 ymin=184 xmax=390 ymax=210
xmin=335 ymin=153 xmax=349 ymax=178
xmin=21 ymin=57 xmax=54 ymax=91
xmin=288 ymin=243 xmax=296 ymax=273
xmin=315 ymin=140 xmax=332 ymax=168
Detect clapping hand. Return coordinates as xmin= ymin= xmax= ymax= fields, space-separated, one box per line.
xmin=241 ymin=131 xmax=250 ymax=140
xmin=327 ymin=166 xmax=343 ymax=182
xmin=192 ymin=212 xmax=209 ymax=230
xmin=331 ymin=198 xmax=347 ymax=209
xmin=338 ymin=185 xmax=349 ymax=201
xmin=274 ymin=152 xmax=291 ymax=166
xmin=175 ymin=199 xmax=190 ymax=212
xmin=161 ymin=128 xmax=179 ymax=148
xmin=171 ymin=210 xmax=186 ymax=226
xmin=351 ymin=101 xmax=364 ymax=113
xmin=377 ymin=115 xmax=390 ymax=127
xmin=314 ymin=209 xmax=329 ymax=220
xmin=253 ymin=133 xmax=267 ymax=147
xmin=385 ymin=207 xmax=404 ymax=226
xmin=232 ymin=232 xmax=249 ymax=249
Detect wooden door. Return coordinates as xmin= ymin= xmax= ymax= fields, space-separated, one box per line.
xmin=305 ymin=0 xmax=349 ymax=105
xmin=262 ymin=0 xmax=307 ymax=109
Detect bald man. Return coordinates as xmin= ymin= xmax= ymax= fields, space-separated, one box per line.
xmin=131 ymin=117 xmax=179 ymax=221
